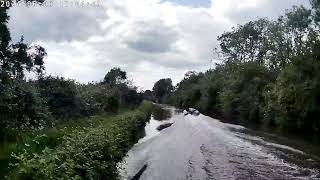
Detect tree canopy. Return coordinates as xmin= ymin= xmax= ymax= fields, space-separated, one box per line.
xmin=152 ymin=78 xmax=173 ymax=103
xmin=103 ymin=67 xmax=127 ymax=86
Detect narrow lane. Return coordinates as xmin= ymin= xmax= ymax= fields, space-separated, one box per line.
xmin=119 ymin=105 xmax=320 ymax=180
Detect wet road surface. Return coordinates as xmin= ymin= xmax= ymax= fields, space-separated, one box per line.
xmin=119 ymin=105 xmax=320 ymax=180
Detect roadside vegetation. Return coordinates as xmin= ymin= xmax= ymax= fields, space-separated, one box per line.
xmin=0 ymin=3 xmax=152 ymax=179
xmin=8 ymin=101 xmax=152 ymax=180
xmin=154 ymin=1 xmax=320 ymax=139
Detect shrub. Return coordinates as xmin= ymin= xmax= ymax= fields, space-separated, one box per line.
xmin=37 ymin=76 xmax=84 ymax=120
xmin=78 ymin=83 xmax=111 ymax=115
xmin=0 ymin=81 xmax=50 ymax=134
xmin=8 ymin=101 xmax=152 ymax=180
xmin=265 ymin=57 xmax=320 ymax=134
xmin=104 ymin=96 xmax=120 ymax=113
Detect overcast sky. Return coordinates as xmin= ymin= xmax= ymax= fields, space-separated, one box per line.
xmin=8 ymin=0 xmax=310 ymax=90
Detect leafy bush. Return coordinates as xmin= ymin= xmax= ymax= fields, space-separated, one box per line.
xmin=8 ymin=101 xmax=152 ymax=180
xmin=78 ymin=83 xmax=113 ymax=115
xmin=37 ymin=76 xmax=85 ymax=120
xmin=122 ymin=89 xmax=143 ymax=106
xmin=0 ymin=81 xmax=50 ymax=134
xmin=265 ymin=57 xmax=320 ymax=134
xmin=220 ymin=62 xmax=274 ymax=122
xmin=104 ymin=96 xmax=120 ymax=113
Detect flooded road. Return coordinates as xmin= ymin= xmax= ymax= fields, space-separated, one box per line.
xmin=119 ymin=105 xmax=320 ymax=180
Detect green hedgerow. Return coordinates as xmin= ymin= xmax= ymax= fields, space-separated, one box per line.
xmin=8 ymin=101 xmax=152 ymax=180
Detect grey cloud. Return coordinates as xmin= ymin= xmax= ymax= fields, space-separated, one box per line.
xmin=89 ymin=39 xmax=205 ymax=70
xmin=125 ymin=21 xmax=178 ymax=53
xmin=8 ymin=5 xmax=108 ymax=42
xmin=226 ymin=0 xmax=311 ymax=24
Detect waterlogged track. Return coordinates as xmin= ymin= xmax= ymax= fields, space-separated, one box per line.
xmin=120 ymin=105 xmax=320 ymax=180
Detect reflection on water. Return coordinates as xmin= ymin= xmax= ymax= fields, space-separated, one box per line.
xmin=137 ymin=104 xmax=175 ymax=143
xmin=152 ymin=105 xmax=173 ymax=121
xmin=118 ymin=104 xmax=177 ymax=179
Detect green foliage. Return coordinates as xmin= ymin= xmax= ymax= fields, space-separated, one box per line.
xmin=219 ymin=62 xmax=274 ymax=122
xmin=164 ymin=71 xmax=220 ymax=114
xmin=265 ymin=56 xmax=320 ymax=133
xmin=0 ymin=7 xmax=48 ymax=135
xmin=78 ymin=83 xmax=112 ymax=115
xmin=218 ymin=18 xmax=271 ymax=63
xmin=104 ymin=96 xmax=120 ymax=113
xmin=122 ymin=88 xmax=143 ymax=106
xmin=311 ymin=0 xmax=320 ymax=23
xmin=37 ymin=76 xmax=85 ymax=120
xmin=164 ymin=3 xmax=320 ymax=138
xmin=36 ymin=75 xmax=142 ymax=119
xmin=206 ymin=78 xmax=222 ymax=114
xmin=103 ymin=67 xmax=127 ymax=86
xmin=115 ymin=83 xmax=143 ymax=107
xmin=1 ymin=68 xmax=143 ymax=133
xmin=0 ymin=8 xmax=11 ymax=71
xmin=152 ymin=78 xmax=173 ymax=103
xmin=1 ymin=37 xmax=46 ymax=84
xmin=8 ymin=101 xmax=152 ymax=180
xmin=0 ymin=81 xmax=50 ymax=134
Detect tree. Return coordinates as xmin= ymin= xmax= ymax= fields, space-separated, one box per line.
xmin=9 ymin=38 xmax=46 ymax=80
xmin=217 ymin=18 xmax=271 ymax=64
xmin=143 ymin=90 xmax=153 ymax=101
xmin=176 ymin=71 xmax=203 ymax=90
xmin=122 ymin=88 xmax=142 ymax=106
xmin=0 ymin=6 xmax=48 ymax=133
xmin=184 ymin=71 xmax=197 ymax=80
xmin=103 ymin=67 xmax=127 ymax=86
xmin=0 ymin=7 xmax=12 ymax=85
xmin=37 ymin=76 xmax=83 ymax=120
xmin=283 ymin=6 xmax=312 ymax=57
xmin=152 ymin=78 xmax=173 ymax=103
xmin=0 ymin=7 xmax=11 ymax=62
xmin=220 ymin=62 xmax=274 ymax=122
xmin=310 ymin=0 xmax=320 ymax=23
xmin=217 ymin=6 xmax=314 ymax=71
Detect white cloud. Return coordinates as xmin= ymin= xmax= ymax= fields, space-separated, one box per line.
xmin=9 ymin=4 xmax=107 ymax=42
xmin=8 ymin=0 xmax=310 ymax=89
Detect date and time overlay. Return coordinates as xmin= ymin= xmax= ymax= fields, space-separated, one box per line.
xmin=1 ymin=0 xmax=102 ymax=8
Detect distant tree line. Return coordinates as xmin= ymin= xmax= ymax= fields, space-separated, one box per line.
xmin=0 ymin=6 xmax=143 ymax=139
xmin=154 ymin=1 xmax=320 ymax=137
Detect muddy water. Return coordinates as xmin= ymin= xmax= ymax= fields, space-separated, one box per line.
xmin=119 ymin=105 xmax=320 ymax=180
